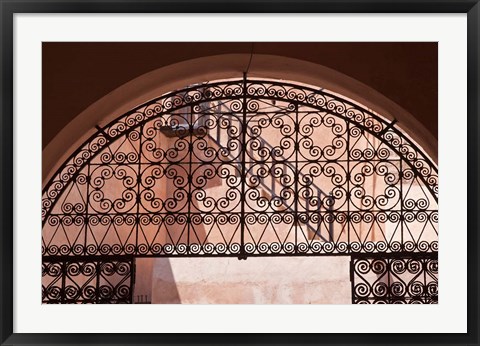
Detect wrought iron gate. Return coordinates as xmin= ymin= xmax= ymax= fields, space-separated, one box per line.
xmin=350 ymin=252 xmax=438 ymax=304
xmin=42 ymin=256 xmax=135 ymax=304
xmin=42 ymin=76 xmax=438 ymax=303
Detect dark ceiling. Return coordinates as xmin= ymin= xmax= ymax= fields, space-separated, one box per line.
xmin=43 ymin=42 xmax=437 ymax=148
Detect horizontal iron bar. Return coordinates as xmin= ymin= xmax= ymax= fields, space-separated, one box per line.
xmin=43 ymin=251 xmax=438 ymax=261
xmin=43 ymin=254 xmax=135 ymax=262
xmin=351 ymin=251 xmax=438 ymax=260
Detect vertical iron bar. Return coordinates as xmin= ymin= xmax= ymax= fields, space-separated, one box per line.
xmin=135 ymin=125 xmax=143 ymax=255
xmin=387 ymin=258 xmax=391 ymax=304
xmin=130 ymin=258 xmax=136 ymax=304
xmin=328 ymin=196 xmax=334 ymax=242
xmin=350 ymin=257 xmax=355 ymax=304
xmin=95 ymin=260 xmax=100 ymax=304
xmin=130 ymin=125 xmax=142 ymax=304
xmin=400 ymin=158 xmax=404 ymax=248
xmin=423 ymin=258 xmax=427 ymax=303
xmin=216 ymin=108 xmax=220 ymax=145
xmin=61 ymin=261 xmax=66 ymax=304
xmin=316 ymin=190 xmax=321 ymax=239
xmin=347 ymin=121 xmax=351 ymax=251
xmin=271 ymin=160 xmax=275 ymax=197
xmin=294 ymin=103 xmax=299 ymax=253
xmin=238 ymin=73 xmax=248 ymax=260
xmin=314 ymin=191 xmax=318 ymax=240
xmin=83 ymin=162 xmax=90 ymax=256
xmin=187 ymin=105 xmax=194 ymax=255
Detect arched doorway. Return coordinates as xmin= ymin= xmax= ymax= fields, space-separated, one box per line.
xmin=42 ymin=76 xmax=438 ymax=304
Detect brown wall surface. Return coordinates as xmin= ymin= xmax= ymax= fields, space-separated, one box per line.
xmin=42 ymin=42 xmax=437 ymax=148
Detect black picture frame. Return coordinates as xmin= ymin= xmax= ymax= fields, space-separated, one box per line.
xmin=1 ymin=1 xmax=478 ymax=345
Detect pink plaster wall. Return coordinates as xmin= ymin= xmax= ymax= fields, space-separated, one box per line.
xmin=150 ymin=256 xmax=352 ymax=304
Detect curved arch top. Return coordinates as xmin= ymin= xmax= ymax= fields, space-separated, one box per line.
xmin=43 ymin=54 xmax=437 ymax=183
xmin=42 ymin=76 xmax=438 ymax=258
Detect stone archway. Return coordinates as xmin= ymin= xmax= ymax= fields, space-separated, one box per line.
xmin=43 ymin=54 xmax=437 ymax=184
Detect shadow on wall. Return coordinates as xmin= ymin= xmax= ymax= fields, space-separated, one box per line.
xmin=135 ymin=258 xmax=181 ymax=304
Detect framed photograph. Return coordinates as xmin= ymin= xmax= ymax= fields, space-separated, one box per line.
xmin=1 ymin=1 xmax=479 ymax=345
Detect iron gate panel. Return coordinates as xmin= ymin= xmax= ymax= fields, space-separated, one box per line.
xmin=42 ymin=256 xmax=135 ymax=304
xmin=42 ymin=77 xmax=439 ymax=304
xmin=42 ymin=77 xmax=438 ymax=258
xmin=350 ymin=252 xmax=438 ymax=304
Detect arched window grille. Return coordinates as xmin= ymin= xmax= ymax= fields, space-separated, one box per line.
xmin=42 ymin=76 xmax=438 ymax=304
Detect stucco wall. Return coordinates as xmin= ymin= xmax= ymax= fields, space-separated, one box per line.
xmin=149 ymin=256 xmax=352 ymax=304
